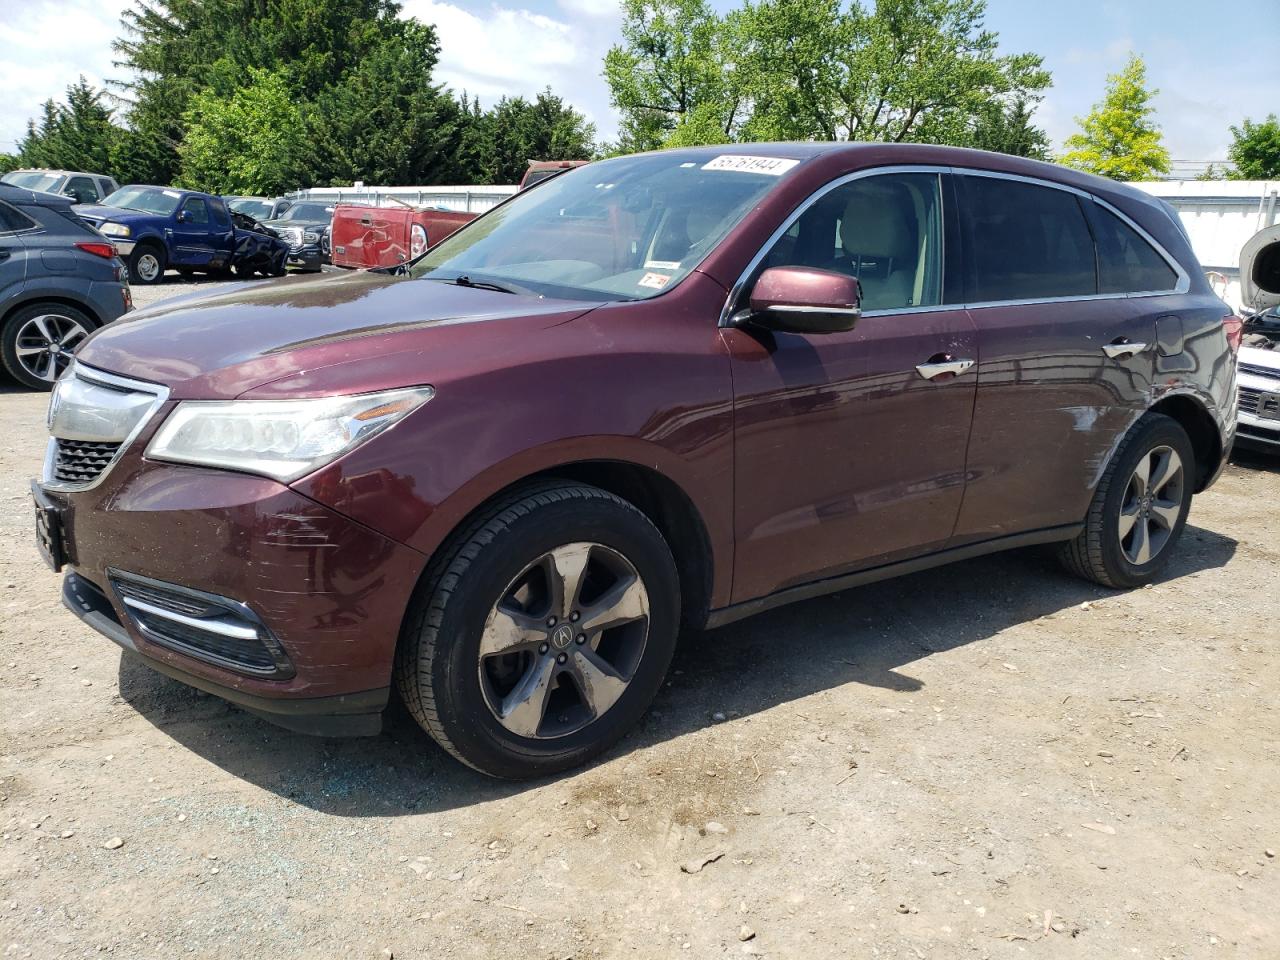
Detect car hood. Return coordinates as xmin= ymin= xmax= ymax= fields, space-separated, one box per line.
xmin=75 ymin=203 xmax=158 ymax=225
xmin=264 ymin=218 xmax=327 ymax=232
xmin=75 ymin=269 xmax=602 ymax=400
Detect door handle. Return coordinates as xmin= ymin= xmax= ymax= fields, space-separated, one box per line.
xmin=915 ymin=354 xmax=975 ymax=380
xmin=1102 ymin=338 xmax=1148 ymax=360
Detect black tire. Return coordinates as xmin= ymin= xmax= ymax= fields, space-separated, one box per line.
xmin=233 ymin=262 xmax=259 ymax=279
xmin=395 ymin=481 xmax=680 ymax=779
xmin=176 ymin=267 xmax=195 ymax=280
xmin=127 ymin=243 xmax=166 ymax=285
xmin=1 ymin=302 xmax=95 ymax=390
xmin=1058 ymin=413 xmax=1196 ymax=588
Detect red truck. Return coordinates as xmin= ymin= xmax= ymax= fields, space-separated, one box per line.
xmin=330 ymin=204 xmax=475 ymax=269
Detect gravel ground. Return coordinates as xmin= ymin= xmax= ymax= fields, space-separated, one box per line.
xmin=1 ymin=280 xmax=1278 ymax=958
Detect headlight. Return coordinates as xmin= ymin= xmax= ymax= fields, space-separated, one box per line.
xmin=146 ymin=387 xmax=434 ymax=482
xmin=99 ymin=222 xmax=131 ymax=238
xmin=303 ymin=231 xmax=319 ymax=243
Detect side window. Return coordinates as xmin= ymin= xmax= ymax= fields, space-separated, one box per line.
xmin=181 ymin=197 xmax=210 ymax=225
xmin=65 ymin=177 xmax=98 ymax=204
xmin=759 ymin=172 xmax=944 ymax=312
xmin=962 ymin=175 xmax=1096 ymax=302
xmin=208 ymin=197 xmax=231 ymax=229
xmin=96 ymin=178 xmax=115 ymax=199
xmin=1087 ymin=203 xmax=1178 ymax=294
xmin=0 ymin=200 xmax=39 ymax=233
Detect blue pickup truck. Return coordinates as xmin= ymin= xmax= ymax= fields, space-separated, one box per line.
xmin=76 ymin=185 xmax=286 ymax=285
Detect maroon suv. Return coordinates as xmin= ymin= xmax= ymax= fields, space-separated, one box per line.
xmin=34 ymin=144 xmax=1237 ymax=778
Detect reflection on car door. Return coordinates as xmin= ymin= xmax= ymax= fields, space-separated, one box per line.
xmin=951 ymin=173 xmax=1171 ymax=542
xmin=172 ymin=196 xmax=214 ymax=267
xmin=725 ymin=170 xmax=978 ymax=604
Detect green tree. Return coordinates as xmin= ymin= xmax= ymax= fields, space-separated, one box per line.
xmin=0 ymin=154 xmax=18 ymax=175
xmin=1226 ymin=115 xmax=1280 ymax=180
xmin=966 ymin=97 xmax=1050 ymax=159
xmin=1061 ymin=54 xmax=1169 ymax=181
xmin=13 ymin=78 xmax=122 ymax=176
xmin=604 ymin=0 xmax=1051 ymax=150
xmin=481 ymin=90 xmax=597 ymax=182
xmin=177 ymin=68 xmax=307 ymax=193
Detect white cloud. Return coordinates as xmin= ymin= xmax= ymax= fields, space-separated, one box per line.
xmin=0 ymin=0 xmax=132 ymax=153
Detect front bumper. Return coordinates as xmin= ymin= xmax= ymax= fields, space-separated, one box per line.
xmin=111 ymin=240 xmax=136 ymax=257
xmin=286 ymin=244 xmax=324 ymax=270
xmin=39 ymin=452 xmax=427 ymax=735
xmin=1237 ymin=368 xmax=1280 ymax=450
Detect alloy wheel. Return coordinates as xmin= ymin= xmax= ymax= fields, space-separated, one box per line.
xmin=1118 ymin=445 xmax=1184 ymax=565
xmin=13 ymin=313 xmax=90 ymax=383
xmin=478 ymin=542 xmax=650 ymax=740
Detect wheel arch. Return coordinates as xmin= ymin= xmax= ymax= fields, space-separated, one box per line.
xmin=2 ymin=292 xmax=103 ymax=329
xmin=1148 ymin=392 xmax=1224 ymax=492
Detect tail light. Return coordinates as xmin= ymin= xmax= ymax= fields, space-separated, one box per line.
xmin=1223 ymin=313 xmax=1244 ymax=353
xmin=410 ymin=223 xmax=428 ymax=259
xmin=76 ymin=241 xmax=117 ymax=259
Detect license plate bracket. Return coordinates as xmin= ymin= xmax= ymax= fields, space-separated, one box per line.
xmin=31 ymin=481 xmax=66 ymax=572
xmin=1259 ymin=391 xmax=1280 ymax=421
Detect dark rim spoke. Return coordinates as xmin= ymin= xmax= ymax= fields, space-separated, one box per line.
xmin=479 ymin=605 xmax=545 ymax=657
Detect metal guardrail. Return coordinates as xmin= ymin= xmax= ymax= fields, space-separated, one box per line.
xmin=284 ymin=185 xmax=518 ymax=214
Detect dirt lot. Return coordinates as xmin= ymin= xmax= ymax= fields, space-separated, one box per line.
xmin=2 ymin=279 xmax=1278 ymax=958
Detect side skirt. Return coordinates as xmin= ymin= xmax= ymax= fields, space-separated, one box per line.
xmin=704 ymin=524 xmax=1083 ymax=630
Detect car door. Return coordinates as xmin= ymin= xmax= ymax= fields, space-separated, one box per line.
xmin=949 ymin=172 xmax=1170 ymax=543
xmin=206 ymin=197 xmax=237 ymax=268
xmin=63 ymin=176 xmax=98 ymax=205
xmin=725 ymin=169 xmax=978 ymax=604
xmin=0 ymin=199 xmax=32 ymax=302
xmin=171 ymin=195 xmax=215 ymax=266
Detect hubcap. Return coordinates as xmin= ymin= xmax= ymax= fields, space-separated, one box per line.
xmin=13 ymin=313 xmax=89 ymax=382
xmin=1119 ymin=445 xmax=1184 ymax=565
xmin=478 ymin=542 xmax=650 ymax=740
xmin=136 ymin=253 xmax=160 ymax=281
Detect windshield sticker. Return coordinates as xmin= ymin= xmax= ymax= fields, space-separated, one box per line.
xmin=638 ymin=272 xmax=672 ymax=290
xmin=702 ymin=155 xmax=800 ymax=176
xmin=644 ymin=260 xmax=682 ymax=271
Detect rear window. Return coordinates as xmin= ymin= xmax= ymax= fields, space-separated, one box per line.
xmin=962 ymin=175 xmax=1096 ymax=302
xmin=1087 ymin=203 xmax=1179 ymax=294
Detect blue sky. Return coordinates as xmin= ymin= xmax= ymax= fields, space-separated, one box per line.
xmin=3 ymin=0 xmax=1276 ymax=167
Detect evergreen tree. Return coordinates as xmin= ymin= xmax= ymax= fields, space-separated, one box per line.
xmin=1061 ymin=54 xmax=1170 ymax=181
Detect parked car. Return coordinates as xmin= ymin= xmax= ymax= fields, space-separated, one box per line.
xmin=519 ymin=159 xmax=589 ymax=190
xmin=261 ymin=201 xmax=334 ymax=271
xmin=1 ymin=169 xmax=120 ymax=205
xmin=0 ymin=183 xmax=130 ymax=389
xmin=33 ymin=144 xmax=1237 ymax=778
xmin=330 ymin=203 xmax=474 ymax=269
xmin=75 ymin=185 xmax=241 ymax=284
xmin=1235 ymin=224 xmax=1280 ymax=451
xmin=228 ymin=211 xmax=289 ymax=278
xmin=224 ymin=195 xmax=291 ymax=222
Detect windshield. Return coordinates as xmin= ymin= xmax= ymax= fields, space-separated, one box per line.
xmin=228 ymin=198 xmax=273 ymax=220
xmin=3 ymin=172 xmax=63 ymax=193
xmin=280 ymin=202 xmax=333 ymax=222
xmin=102 ymin=186 xmax=182 ymax=216
xmin=410 ymin=152 xmax=798 ymax=301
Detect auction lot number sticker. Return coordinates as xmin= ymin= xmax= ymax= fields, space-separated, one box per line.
xmin=702 ymin=155 xmax=800 ymax=175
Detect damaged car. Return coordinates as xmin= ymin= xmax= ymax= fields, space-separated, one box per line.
xmin=229 ymin=210 xmax=289 ymax=279
xmin=1236 ymin=224 xmax=1280 ymax=451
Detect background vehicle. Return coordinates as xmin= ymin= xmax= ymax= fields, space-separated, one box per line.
xmin=0 ymin=182 xmax=129 ymax=389
xmin=76 ymin=185 xmax=238 ymax=284
xmin=1 ymin=169 xmax=120 ymax=205
xmin=35 ymin=144 xmax=1235 ymax=778
xmin=1236 ymin=224 xmax=1280 ymax=450
xmin=519 ymin=159 xmax=589 ymax=189
xmin=261 ymin=200 xmax=334 ymax=271
xmin=330 ymin=203 xmax=474 ymax=269
xmin=224 ymin=195 xmax=291 ymax=221
xmin=229 ymin=211 xmax=289 ymax=278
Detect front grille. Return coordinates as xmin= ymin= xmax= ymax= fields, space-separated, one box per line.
xmin=109 ymin=571 xmax=294 ymax=678
xmin=1239 ymin=361 xmax=1280 ymax=381
xmin=53 ymin=439 xmax=122 ymax=484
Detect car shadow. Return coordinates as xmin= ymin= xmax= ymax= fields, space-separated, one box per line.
xmin=116 ymin=524 xmax=1237 ymax=815
xmin=1230 ymin=444 xmax=1280 ymax=472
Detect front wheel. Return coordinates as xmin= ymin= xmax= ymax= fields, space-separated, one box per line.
xmin=1058 ymin=413 xmax=1195 ymax=588
xmin=396 ymin=482 xmax=680 ymax=778
xmin=127 ymin=244 xmax=165 ymax=284
xmin=233 ymin=262 xmax=259 ymax=279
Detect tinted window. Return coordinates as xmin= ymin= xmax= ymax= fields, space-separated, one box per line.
xmin=759 ymin=172 xmax=944 ymax=311
xmin=65 ymin=177 xmax=97 ymax=204
xmin=181 ymin=197 xmax=209 ymax=225
xmin=1088 ymin=203 xmax=1178 ymax=293
xmin=0 ymin=200 xmax=39 ymax=233
xmin=963 ymin=175 xmax=1096 ymax=302
xmin=208 ymin=197 xmax=231 ymax=228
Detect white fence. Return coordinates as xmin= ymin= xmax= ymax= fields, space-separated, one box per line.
xmin=1133 ymin=179 xmax=1280 ymax=311
xmin=285 ymin=183 xmax=518 ymax=214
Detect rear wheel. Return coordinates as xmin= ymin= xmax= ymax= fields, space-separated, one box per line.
xmin=127 ymin=244 xmax=165 ymax=284
xmin=395 ymin=482 xmax=679 ymax=778
xmin=1058 ymin=413 xmax=1195 ymax=588
xmin=1 ymin=303 xmax=94 ymax=390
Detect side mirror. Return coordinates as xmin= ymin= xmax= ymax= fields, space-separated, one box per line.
xmin=744 ymin=266 xmax=862 ymax=334
xmin=62 ymin=189 xmax=81 ymax=203
xmin=176 ymin=209 xmax=191 ymax=223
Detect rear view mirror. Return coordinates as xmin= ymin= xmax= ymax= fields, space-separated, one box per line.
xmin=745 ymin=266 xmax=862 ymax=334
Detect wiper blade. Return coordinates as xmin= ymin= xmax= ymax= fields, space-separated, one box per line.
xmin=427 ymin=274 xmax=539 ymax=297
